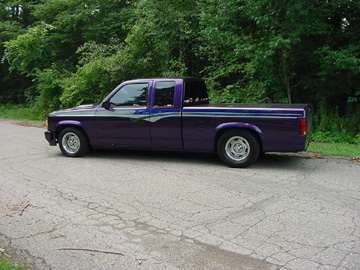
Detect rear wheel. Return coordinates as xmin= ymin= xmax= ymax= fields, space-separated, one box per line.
xmin=58 ymin=127 xmax=89 ymax=157
xmin=217 ymin=130 xmax=260 ymax=168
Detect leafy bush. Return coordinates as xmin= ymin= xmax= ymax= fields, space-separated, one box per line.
xmin=60 ymin=57 xmax=115 ymax=108
xmin=32 ymin=68 xmax=64 ymax=118
xmin=312 ymin=100 xmax=360 ymax=144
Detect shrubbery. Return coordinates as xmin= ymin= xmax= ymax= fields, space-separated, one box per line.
xmin=0 ymin=0 xmax=359 ymax=144
xmin=312 ymin=101 xmax=360 ymax=144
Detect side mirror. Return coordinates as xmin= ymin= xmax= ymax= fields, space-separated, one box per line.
xmin=102 ymin=100 xmax=113 ymax=111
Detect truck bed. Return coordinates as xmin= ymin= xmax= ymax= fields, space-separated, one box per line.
xmin=181 ymin=102 xmax=313 ymax=153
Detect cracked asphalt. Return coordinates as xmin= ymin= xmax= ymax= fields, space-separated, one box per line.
xmin=0 ymin=119 xmax=360 ymax=270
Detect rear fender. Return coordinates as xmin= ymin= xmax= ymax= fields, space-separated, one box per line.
xmin=214 ymin=122 xmax=263 ymax=151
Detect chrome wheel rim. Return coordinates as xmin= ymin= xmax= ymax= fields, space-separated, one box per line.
xmin=225 ymin=136 xmax=250 ymax=161
xmin=62 ymin=132 xmax=80 ymax=154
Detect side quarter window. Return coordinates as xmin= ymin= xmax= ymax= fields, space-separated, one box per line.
xmin=183 ymin=80 xmax=209 ymax=106
xmin=110 ymin=83 xmax=148 ymax=107
xmin=154 ymin=81 xmax=175 ymax=107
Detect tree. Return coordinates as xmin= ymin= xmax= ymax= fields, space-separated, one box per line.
xmin=199 ymin=0 xmax=360 ymax=107
xmin=2 ymin=0 xmax=134 ymax=108
xmin=59 ymin=0 xmax=203 ymax=107
xmin=122 ymin=0 xmax=202 ymax=77
xmin=1 ymin=0 xmax=359 ymax=143
xmin=0 ymin=0 xmax=38 ymax=103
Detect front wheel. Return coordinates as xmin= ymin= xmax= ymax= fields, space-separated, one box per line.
xmin=58 ymin=127 xmax=89 ymax=157
xmin=217 ymin=130 xmax=260 ymax=168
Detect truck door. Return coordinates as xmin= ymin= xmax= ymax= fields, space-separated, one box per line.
xmin=95 ymin=82 xmax=151 ymax=148
xmin=150 ymin=80 xmax=183 ymax=150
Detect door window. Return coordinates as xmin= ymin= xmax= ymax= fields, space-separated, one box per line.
xmin=110 ymin=83 xmax=148 ymax=107
xmin=154 ymin=81 xmax=175 ymax=107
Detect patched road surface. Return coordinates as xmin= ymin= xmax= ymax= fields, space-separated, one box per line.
xmin=0 ymin=119 xmax=360 ymax=270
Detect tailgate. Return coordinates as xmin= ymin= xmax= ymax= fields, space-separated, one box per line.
xmin=305 ymin=105 xmax=313 ymax=149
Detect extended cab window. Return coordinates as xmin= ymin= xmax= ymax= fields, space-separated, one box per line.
xmin=183 ymin=80 xmax=209 ymax=106
xmin=110 ymin=83 xmax=148 ymax=107
xmin=154 ymin=81 xmax=175 ymax=107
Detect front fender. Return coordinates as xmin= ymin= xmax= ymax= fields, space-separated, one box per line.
xmin=54 ymin=120 xmax=88 ymax=133
xmin=53 ymin=121 xmax=90 ymax=142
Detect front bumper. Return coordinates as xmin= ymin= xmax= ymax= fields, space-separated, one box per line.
xmin=45 ymin=131 xmax=57 ymax=146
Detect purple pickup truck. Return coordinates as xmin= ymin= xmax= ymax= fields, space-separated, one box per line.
xmin=45 ymin=78 xmax=312 ymax=167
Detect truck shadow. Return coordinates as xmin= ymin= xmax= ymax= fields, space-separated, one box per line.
xmin=84 ymin=149 xmax=305 ymax=169
xmin=87 ymin=149 xmax=220 ymax=166
xmin=254 ymin=153 xmax=307 ymax=169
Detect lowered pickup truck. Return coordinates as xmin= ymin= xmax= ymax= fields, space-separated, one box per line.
xmin=45 ymin=78 xmax=312 ymax=167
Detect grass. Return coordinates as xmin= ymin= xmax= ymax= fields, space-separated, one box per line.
xmin=0 ymin=104 xmax=43 ymax=123
xmin=308 ymin=142 xmax=360 ymax=157
xmin=0 ymin=256 xmax=25 ymax=270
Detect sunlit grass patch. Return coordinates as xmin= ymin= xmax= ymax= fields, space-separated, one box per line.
xmin=308 ymin=142 xmax=360 ymax=158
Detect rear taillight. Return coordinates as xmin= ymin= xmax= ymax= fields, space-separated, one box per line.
xmin=299 ymin=119 xmax=307 ymax=136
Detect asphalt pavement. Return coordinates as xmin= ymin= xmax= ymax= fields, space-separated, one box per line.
xmin=0 ymin=119 xmax=359 ymax=270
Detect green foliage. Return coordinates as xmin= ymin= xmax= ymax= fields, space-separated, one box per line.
xmin=33 ymin=0 xmax=133 ymax=44
xmin=60 ymin=56 xmax=116 ymax=107
xmin=31 ymin=68 xmax=64 ymax=117
xmin=76 ymin=39 xmax=122 ymax=65
xmin=1 ymin=0 xmax=135 ymax=112
xmin=312 ymin=100 xmax=360 ymax=144
xmin=0 ymin=1 xmax=36 ymax=104
xmin=3 ymin=23 xmax=56 ymax=76
xmin=200 ymin=0 xmax=360 ymax=107
xmin=57 ymin=0 xmax=201 ymax=107
xmin=3 ymin=23 xmax=58 ymax=104
xmin=122 ymin=0 xmax=201 ymax=77
xmin=0 ymin=0 xmax=359 ymax=145
xmin=199 ymin=0 xmax=311 ymax=103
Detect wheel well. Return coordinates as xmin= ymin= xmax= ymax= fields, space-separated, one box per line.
xmin=214 ymin=128 xmax=263 ymax=154
xmin=55 ymin=125 xmax=89 ymax=143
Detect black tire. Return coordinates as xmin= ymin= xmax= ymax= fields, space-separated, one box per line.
xmin=58 ymin=127 xmax=89 ymax=157
xmin=217 ymin=130 xmax=260 ymax=168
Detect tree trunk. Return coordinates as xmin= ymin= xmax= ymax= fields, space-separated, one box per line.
xmin=281 ymin=49 xmax=292 ymax=103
